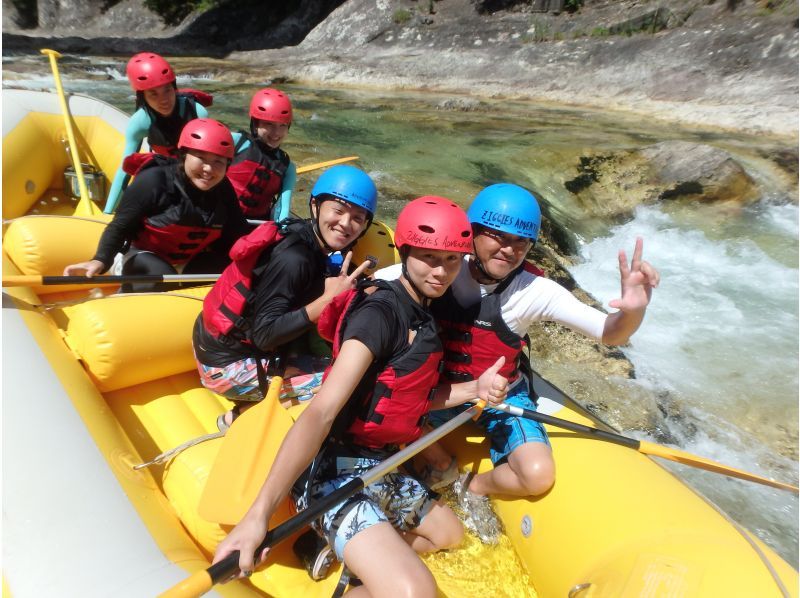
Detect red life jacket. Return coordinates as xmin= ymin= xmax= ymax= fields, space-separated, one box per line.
xmin=432 ymin=262 xmax=544 ymax=384
xmin=318 ymin=280 xmax=444 ymax=449
xmin=145 ymin=91 xmax=209 ymax=156
xmin=201 ymin=221 xmax=289 ymax=341
xmin=227 ymin=134 xmax=290 ymax=218
xmin=130 ymin=160 xmax=225 ymax=264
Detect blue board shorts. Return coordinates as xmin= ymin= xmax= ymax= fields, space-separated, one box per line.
xmin=428 ymin=380 xmax=550 ymax=465
xmin=291 ymin=449 xmax=437 ymax=561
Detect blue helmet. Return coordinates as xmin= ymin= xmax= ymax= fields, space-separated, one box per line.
xmin=467 ymin=183 xmax=541 ymax=242
xmin=310 ymin=165 xmax=377 ymax=217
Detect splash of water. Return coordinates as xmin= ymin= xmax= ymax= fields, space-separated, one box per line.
xmin=571 ymin=202 xmax=799 ymax=562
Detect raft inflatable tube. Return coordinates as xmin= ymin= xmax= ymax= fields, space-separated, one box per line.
xmin=3 ymin=90 xmax=797 ymax=597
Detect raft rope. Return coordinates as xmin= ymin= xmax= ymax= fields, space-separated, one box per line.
xmin=133 ymin=429 xmax=224 ymax=470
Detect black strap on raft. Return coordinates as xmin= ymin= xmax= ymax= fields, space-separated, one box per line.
xmin=517 ymin=333 xmax=539 ymax=407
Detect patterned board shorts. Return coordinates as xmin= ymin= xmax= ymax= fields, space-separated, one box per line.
xmin=291 ymin=450 xmax=438 ymax=561
xmin=196 ymin=354 xmax=329 ymax=402
xmin=428 ymin=383 xmax=551 ymax=465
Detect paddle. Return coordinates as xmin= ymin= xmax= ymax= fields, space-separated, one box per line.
xmin=483 ymin=400 xmax=799 ymax=494
xmin=161 ymin=402 xmax=486 ymax=598
xmin=295 ymin=156 xmax=359 ymax=175
xmin=40 ymin=49 xmax=102 ymax=218
xmin=2 ymin=273 xmax=221 ymax=287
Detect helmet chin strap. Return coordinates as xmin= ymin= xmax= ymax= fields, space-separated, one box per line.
xmin=470 ymin=255 xmax=506 ymax=285
xmin=400 ymin=261 xmax=431 ymax=307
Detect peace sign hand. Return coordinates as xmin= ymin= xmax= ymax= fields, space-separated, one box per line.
xmin=608 ymin=237 xmax=660 ymax=313
xmin=322 ymin=251 xmax=373 ymax=300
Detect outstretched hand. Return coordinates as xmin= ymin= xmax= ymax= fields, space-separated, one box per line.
xmin=476 ymin=356 xmax=508 ymax=406
xmin=63 ymin=259 xmax=105 ymax=277
xmin=608 ymin=237 xmax=660 ymax=313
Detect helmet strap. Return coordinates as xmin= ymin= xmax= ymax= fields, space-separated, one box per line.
xmin=399 ymin=248 xmax=431 ymax=307
xmin=470 ymin=255 xmax=505 ymax=285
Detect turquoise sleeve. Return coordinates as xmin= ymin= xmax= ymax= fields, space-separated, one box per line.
xmin=196 ymin=103 xmax=209 ymax=119
xmin=104 ymin=108 xmax=150 ymax=214
xmin=273 ymin=161 xmax=296 ymax=221
xmin=232 ymin=132 xmax=250 ymax=154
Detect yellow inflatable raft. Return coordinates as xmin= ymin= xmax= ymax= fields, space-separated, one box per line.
xmin=2 ymin=89 xmax=796 ymax=597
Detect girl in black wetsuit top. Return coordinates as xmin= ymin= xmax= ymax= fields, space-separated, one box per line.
xmin=192 ymin=165 xmax=378 ymax=427
xmin=64 ymin=118 xmax=248 ymax=293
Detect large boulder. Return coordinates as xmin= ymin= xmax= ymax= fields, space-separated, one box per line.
xmin=563 ymin=141 xmax=759 ymax=219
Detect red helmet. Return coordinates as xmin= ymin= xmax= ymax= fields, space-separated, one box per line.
xmin=249 ymin=88 xmax=293 ymax=124
xmin=394 ymin=196 xmax=473 ymax=254
xmin=178 ymin=119 xmax=235 ymax=159
xmin=126 ymin=52 xmax=176 ymax=91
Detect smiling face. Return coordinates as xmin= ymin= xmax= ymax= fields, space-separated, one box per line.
xmin=183 ymin=149 xmax=228 ymax=191
xmin=403 ymin=246 xmax=463 ymax=299
xmin=254 ymin=119 xmax=289 ymax=149
xmin=143 ymin=83 xmax=177 ymax=117
xmin=312 ymin=198 xmax=369 ymax=251
xmin=472 ymin=225 xmax=532 ymax=280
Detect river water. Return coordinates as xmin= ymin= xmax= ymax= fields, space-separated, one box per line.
xmin=3 ymin=54 xmax=797 ymax=566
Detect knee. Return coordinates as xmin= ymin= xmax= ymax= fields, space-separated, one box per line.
xmin=421 ymin=509 xmax=463 ymax=551
xmin=382 ymin=562 xmax=437 ymax=598
xmin=433 ymin=513 xmax=464 ymax=550
xmin=514 ymin=456 xmax=556 ymax=496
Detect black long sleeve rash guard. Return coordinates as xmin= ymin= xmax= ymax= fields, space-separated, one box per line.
xmin=192 ymin=220 xmax=327 ymax=367
xmin=92 ymin=163 xmax=249 ymax=270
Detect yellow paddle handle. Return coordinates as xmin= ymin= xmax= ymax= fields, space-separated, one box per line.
xmin=158 ymin=569 xmax=212 ymax=598
xmin=639 ymin=440 xmax=799 ymax=493
xmin=296 ymin=156 xmax=359 ymax=174
xmin=40 ymin=49 xmax=100 ymax=217
xmin=2 ymin=275 xmax=42 ymax=287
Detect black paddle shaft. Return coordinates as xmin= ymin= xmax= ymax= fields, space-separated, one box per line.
xmin=207 ymin=477 xmax=363 ymax=584
xmin=205 ymin=404 xmax=479 ymax=584
xmin=509 ymin=405 xmax=640 ymax=450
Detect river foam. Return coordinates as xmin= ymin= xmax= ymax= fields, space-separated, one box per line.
xmin=571 ymin=201 xmax=799 ymax=562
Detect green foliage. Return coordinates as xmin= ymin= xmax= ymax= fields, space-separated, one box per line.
xmin=393 ymin=8 xmax=412 ymax=24
xmin=526 ymin=16 xmax=552 ymax=42
xmin=590 ymin=26 xmax=610 ymax=37
xmin=144 ymin=0 xmax=222 ymax=26
xmin=564 ymin=0 xmax=584 ymax=13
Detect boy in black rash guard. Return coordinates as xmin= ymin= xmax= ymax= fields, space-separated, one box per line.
xmin=192 ymin=165 xmax=378 ymax=428
xmin=64 ymin=119 xmax=249 ymax=293
xmin=212 ymin=197 xmax=511 ymax=596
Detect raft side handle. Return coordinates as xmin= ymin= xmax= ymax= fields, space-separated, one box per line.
xmin=568 ymin=583 xmax=592 ymax=597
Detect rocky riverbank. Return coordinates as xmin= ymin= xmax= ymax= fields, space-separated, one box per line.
xmin=4 ymin=1 xmax=798 ymax=137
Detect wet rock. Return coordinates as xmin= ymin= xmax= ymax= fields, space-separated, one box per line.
xmin=640 ymin=140 xmax=759 ymax=203
xmin=436 ymin=97 xmax=483 ymax=111
xmin=564 ymin=141 xmax=759 ymax=220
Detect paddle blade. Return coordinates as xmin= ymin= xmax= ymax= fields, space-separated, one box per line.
xmin=199 ymin=385 xmax=296 ymax=524
xmin=353 ymin=220 xmax=400 ymax=273
xmin=639 ymin=440 xmax=799 ymax=494
xmin=296 ymin=155 xmax=358 ymax=174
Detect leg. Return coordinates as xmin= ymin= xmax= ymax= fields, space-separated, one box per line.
xmin=469 ymin=442 xmax=555 ymax=497
xmin=120 ymin=251 xmax=176 ymax=292
xmin=343 ymin=522 xmax=437 ymax=598
xmin=181 ymin=251 xmax=230 ymax=288
xmin=401 ymin=501 xmax=463 ymax=554
xmin=469 ymin=391 xmax=556 ymax=497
